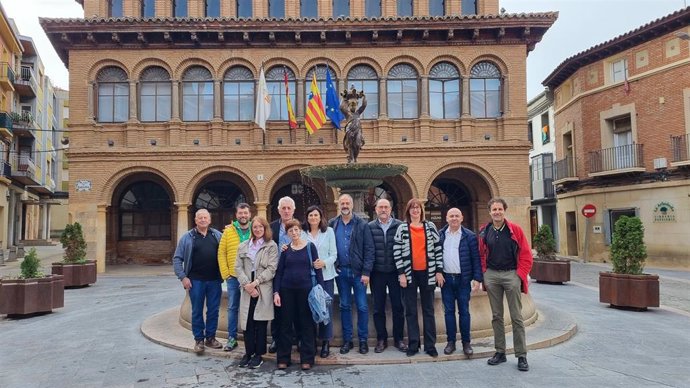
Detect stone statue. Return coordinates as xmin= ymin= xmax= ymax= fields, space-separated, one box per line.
xmin=340 ymin=87 xmax=367 ymax=164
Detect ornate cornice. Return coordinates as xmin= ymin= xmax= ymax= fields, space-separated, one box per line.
xmin=40 ymin=13 xmax=558 ymax=66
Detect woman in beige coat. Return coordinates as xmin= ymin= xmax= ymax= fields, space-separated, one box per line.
xmin=235 ymin=216 xmax=279 ymax=369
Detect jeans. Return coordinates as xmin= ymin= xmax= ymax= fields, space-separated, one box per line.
xmin=403 ymin=270 xmax=436 ymax=352
xmin=441 ymin=273 xmax=472 ymax=343
xmin=318 ymin=279 xmax=335 ymax=341
xmin=335 ymin=266 xmax=369 ymax=342
xmin=226 ymin=276 xmax=240 ymax=340
xmin=188 ymin=279 xmax=222 ymax=341
xmin=370 ymin=270 xmax=405 ymax=342
xmin=484 ymin=269 xmax=526 ymax=357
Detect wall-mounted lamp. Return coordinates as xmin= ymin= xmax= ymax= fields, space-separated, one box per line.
xmin=235 ymin=138 xmax=241 ymax=145
xmin=277 ymin=137 xmax=283 ymax=145
xmin=150 ymin=139 xmax=157 ymax=146
xmin=193 ymin=139 xmax=200 ymax=145
xmin=61 ymin=137 xmax=70 ymax=145
xmin=484 ymin=134 xmax=491 ymax=141
xmin=107 ymin=139 xmax=114 ymax=146
xmin=401 ymin=136 xmax=407 ymax=142
xmin=442 ymin=134 xmax=449 ymax=142
xmin=675 ymin=31 xmax=690 ymax=41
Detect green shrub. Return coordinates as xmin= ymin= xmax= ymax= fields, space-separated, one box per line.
xmin=20 ymin=248 xmax=42 ymax=279
xmin=610 ymin=216 xmax=647 ymax=275
xmin=533 ymin=224 xmax=557 ymax=260
xmin=60 ymin=222 xmax=87 ymax=264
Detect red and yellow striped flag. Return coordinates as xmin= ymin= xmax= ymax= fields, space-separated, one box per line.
xmin=305 ymin=72 xmax=326 ymax=135
xmin=284 ymin=70 xmax=297 ymax=129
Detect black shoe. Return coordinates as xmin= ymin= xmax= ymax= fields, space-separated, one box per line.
xmin=320 ymin=341 xmax=330 ymax=358
xmin=374 ymin=340 xmax=386 ymax=353
xmin=462 ymin=342 xmax=473 ymax=357
xmin=425 ymin=347 xmax=438 ymax=358
xmin=340 ymin=341 xmax=354 ymax=354
xmin=359 ymin=341 xmax=369 ymax=354
xmin=518 ymin=356 xmax=529 ymax=371
xmin=395 ymin=340 xmax=408 ymax=352
xmin=268 ymin=340 xmax=277 ymax=353
xmin=444 ymin=342 xmax=456 ymax=355
xmin=248 ymin=355 xmax=264 ymax=369
xmin=487 ymin=352 xmax=507 ymax=365
xmin=238 ymin=354 xmax=251 ymax=368
xmin=406 ymin=348 xmax=419 ymax=357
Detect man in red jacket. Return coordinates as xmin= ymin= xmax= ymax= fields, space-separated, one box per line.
xmin=478 ymin=198 xmax=533 ymax=372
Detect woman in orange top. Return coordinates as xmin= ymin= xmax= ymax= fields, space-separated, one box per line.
xmin=393 ymin=198 xmax=444 ymax=357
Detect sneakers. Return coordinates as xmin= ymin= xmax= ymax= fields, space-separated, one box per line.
xmin=248 ymin=355 xmax=264 ymax=369
xmin=223 ymin=337 xmax=238 ymax=351
xmin=194 ymin=340 xmax=205 ymax=354
xmin=487 ymin=352 xmax=507 ymax=365
xmin=238 ymin=354 xmax=251 ymax=368
xmin=205 ymin=337 xmax=223 ymax=349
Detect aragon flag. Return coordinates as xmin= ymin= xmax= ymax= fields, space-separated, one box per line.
xmin=305 ymin=72 xmax=326 ymax=135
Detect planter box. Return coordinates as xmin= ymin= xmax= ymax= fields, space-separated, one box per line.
xmin=530 ymin=259 xmax=570 ymax=284
xmin=599 ymin=272 xmax=659 ymax=310
xmin=52 ymin=260 xmax=97 ymax=288
xmin=0 ymin=275 xmax=64 ymax=315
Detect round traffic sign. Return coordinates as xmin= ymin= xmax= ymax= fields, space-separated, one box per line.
xmin=582 ymin=204 xmax=597 ymax=218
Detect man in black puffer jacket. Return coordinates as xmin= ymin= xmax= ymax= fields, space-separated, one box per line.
xmin=366 ymin=199 xmax=408 ymax=353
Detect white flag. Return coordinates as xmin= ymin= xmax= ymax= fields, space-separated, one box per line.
xmin=254 ymin=66 xmax=271 ymax=131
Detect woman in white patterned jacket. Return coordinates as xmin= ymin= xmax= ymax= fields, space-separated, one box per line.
xmin=393 ymin=198 xmax=444 ymax=358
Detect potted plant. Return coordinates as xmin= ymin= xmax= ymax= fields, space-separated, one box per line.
xmin=0 ymin=248 xmax=64 ymax=315
xmin=51 ymin=222 xmax=97 ymax=288
xmin=599 ymin=216 xmax=659 ymax=310
xmin=530 ymin=224 xmax=570 ymax=283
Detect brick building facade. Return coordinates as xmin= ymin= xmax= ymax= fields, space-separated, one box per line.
xmin=544 ymin=7 xmax=690 ymax=267
xmin=43 ymin=0 xmax=555 ymax=271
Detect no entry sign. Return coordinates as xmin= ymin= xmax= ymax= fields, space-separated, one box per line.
xmin=582 ymin=204 xmax=597 ymax=218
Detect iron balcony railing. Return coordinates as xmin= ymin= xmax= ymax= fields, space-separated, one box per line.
xmin=0 ymin=161 xmax=10 ymax=178
xmin=0 ymin=111 xmax=13 ymax=131
xmin=554 ymin=155 xmax=576 ymax=181
xmin=588 ymin=143 xmax=644 ymax=173
xmin=13 ymin=154 xmax=36 ymax=179
xmin=0 ymin=62 xmax=15 ymax=84
xmin=671 ymin=134 xmax=689 ymax=163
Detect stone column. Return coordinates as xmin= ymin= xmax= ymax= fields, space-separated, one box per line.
xmin=171 ymin=81 xmax=180 ymax=120
xmin=379 ymin=78 xmax=388 ymax=118
xmin=129 ymin=81 xmax=137 ymax=120
xmin=462 ymin=77 xmax=470 ymax=117
xmin=420 ymin=76 xmax=429 ymax=118
xmin=175 ymin=203 xmax=190 ymax=242
xmin=96 ymin=204 xmax=107 ymax=273
xmin=254 ymin=201 xmax=268 ymax=219
xmin=296 ymin=79 xmax=305 ymax=119
xmin=214 ymin=80 xmax=222 ymax=119
xmin=87 ymin=82 xmax=95 ymax=121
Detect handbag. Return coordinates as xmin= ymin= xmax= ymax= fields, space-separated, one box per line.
xmin=305 ymin=242 xmax=333 ymax=324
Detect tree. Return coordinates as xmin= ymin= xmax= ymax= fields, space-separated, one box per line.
xmin=533 ymin=224 xmax=557 ymax=261
xmin=60 ymin=222 xmax=87 ymax=264
xmin=610 ymin=216 xmax=647 ymax=275
xmin=20 ymin=248 xmax=42 ymax=279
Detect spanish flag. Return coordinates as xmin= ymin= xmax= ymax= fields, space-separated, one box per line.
xmin=305 ymin=72 xmax=326 ymax=135
xmin=284 ymin=69 xmax=297 ymax=129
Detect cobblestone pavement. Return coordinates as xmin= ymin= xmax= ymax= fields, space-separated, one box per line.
xmin=1 ymin=253 xmax=689 ymax=387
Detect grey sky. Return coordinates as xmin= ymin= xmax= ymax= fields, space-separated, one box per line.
xmin=3 ymin=0 xmax=688 ymax=97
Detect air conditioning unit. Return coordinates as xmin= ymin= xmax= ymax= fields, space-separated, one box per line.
xmin=653 ymin=157 xmax=667 ymax=170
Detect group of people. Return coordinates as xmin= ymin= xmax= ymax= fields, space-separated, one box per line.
xmin=172 ymin=195 xmax=533 ymax=372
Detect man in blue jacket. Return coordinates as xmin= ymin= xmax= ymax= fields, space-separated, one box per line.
xmin=329 ymin=193 xmax=374 ymax=354
xmin=438 ymin=207 xmax=483 ymax=357
xmin=173 ymin=209 xmax=224 ymax=354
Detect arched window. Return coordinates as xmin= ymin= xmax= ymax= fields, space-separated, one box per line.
xmin=205 ymin=0 xmax=220 ymax=17
xmin=365 ymin=0 xmax=381 ymax=17
xmin=333 ymin=0 xmax=350 ymax=17
xmin=119 ymin=181 xmax=171 ymax=239
xmin=429 ymin=0 xmax=444 ymax=16
xmin=426 ymin=179 xmax=472 ymax=230
xmin=429 ymin=62 xmax=460 ymax=119
xmin=109 ymin=0 xmax=124 ymax=17
xmin=173 ymin=0 xmax=188 ymax=17
xmin=182 ymin=66 xmax=213 ymax=121
xmin=304 ymin=66 xmax=336 ymax=107
xmin=139 ymin=66 xmax=171 ymax=122
xmin=346 ymin=65 xmax=379 ymax=119
xmin=194 ymin=181 xmax=247 ymax=230
xmin=141 ymin=0 xmax=155 ymax=17
xmin=301 ymin=0 xmax=318 ymax=18
xmin=397 ymin=0 xmax=413 ymax=16
xmin=265 ymin=67 xmax=296 ymax=121
xmin=269 ymin=0 xmax=285 ymax=18
xmin=96 ymin=66 xmax=128 ymax=123
xmin=237 ymin=0 xmax=253 ymax=18
xmin=223 ymin=66 xmax=254 ymax=121
xmin=387 ymin=63 xmax=418 ymax=119
xmin=470 ymin=61 xmax=502 ymax=118
xmin=461 ymin=0 xmax=477 ymax=15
